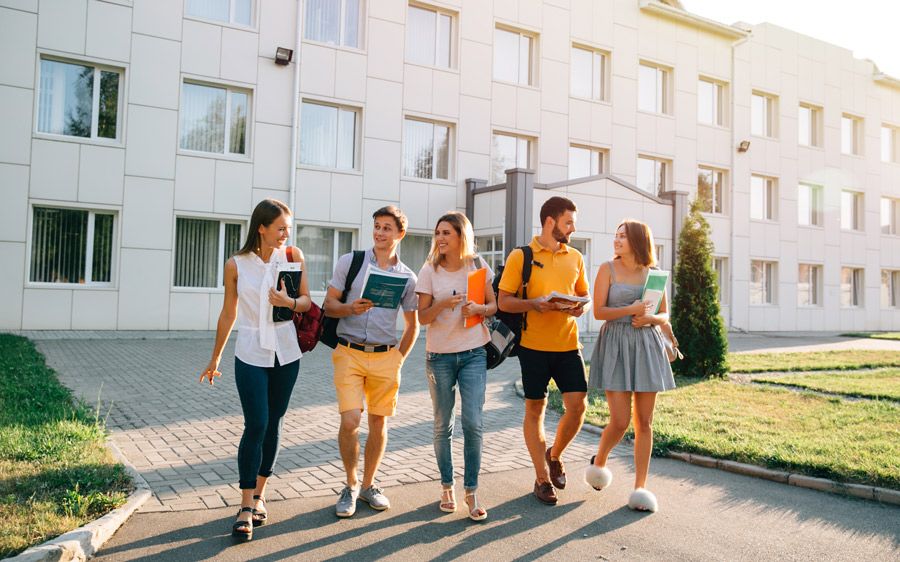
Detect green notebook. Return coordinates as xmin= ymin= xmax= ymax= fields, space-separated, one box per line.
xmin=641 ymin=269 xmax=669 ymax=314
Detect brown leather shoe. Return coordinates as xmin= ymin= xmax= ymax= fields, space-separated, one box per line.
xmin=533 ymin=480 xmax=558 ymax=505
xmin=546 ymin=447 xmax=566 ymax=489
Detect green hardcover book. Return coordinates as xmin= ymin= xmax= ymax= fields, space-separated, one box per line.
xmin=641 ymin=269 xmax=669 ymax=314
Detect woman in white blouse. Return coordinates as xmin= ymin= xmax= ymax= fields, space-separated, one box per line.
xmin=201 ymin=199 xmax=310 ymax=541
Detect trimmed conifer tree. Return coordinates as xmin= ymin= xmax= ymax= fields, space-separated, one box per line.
xmin=670 ymin=194 xmax=729 ymax=378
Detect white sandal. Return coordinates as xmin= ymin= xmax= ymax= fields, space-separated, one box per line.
xmin=439 ymin=486 xmax=456 ymax=513
xmin=584 ymin=456 xmax=613 ymax=491
xmin=465 ymin=491 xmax=487 ymax=521
xmin=628 ymin=488 xmax=658 ymax=512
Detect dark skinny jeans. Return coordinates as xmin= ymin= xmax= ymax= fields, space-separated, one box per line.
xmin=234 ymin=356 xmax=299 ymax=489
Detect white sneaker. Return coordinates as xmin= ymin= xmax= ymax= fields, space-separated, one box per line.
xmin=359 ymin=485 xmax=390 ymax=511
xmin=336 ymin=484 xmax=360 ymax=517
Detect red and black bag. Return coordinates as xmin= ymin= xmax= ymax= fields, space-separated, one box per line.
xmin=286 ymin=247 xmax=325 ymax=353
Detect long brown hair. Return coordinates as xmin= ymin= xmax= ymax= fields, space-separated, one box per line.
xmin=426 ymin=211 xmax=477 ymax=270
xmin=612 ymin=219 xmax=656 ymax=267
xmin=235 ymin=199 xmax=291 ymax=256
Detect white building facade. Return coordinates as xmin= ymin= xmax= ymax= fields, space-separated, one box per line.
xmin=1 ymin=0 xmax=898 ymax=332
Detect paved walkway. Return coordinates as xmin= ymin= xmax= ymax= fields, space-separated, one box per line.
xmin=30 ymin=332 xmax=619 ymax=512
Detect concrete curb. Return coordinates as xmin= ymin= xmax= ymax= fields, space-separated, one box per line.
xmin=9 ymin=440 xmax=152 ymax=562
xmin=512 ymin=380 xmax=900 ymax=508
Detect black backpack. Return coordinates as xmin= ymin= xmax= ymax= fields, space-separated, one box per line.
xmin=320 ymin=250 xmax=365 ymax=348
xmin=491 ymin=245 xmax=534 ymax=358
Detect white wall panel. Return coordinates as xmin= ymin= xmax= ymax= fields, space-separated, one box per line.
xmin=174 ymin=155 xmax=215 ymax=212
xmin=130 ymin=34 xmax=181 ymax=109
xmin=22 ymin=288 xmax=72 ymax=329
xmin=121 ymin=176 xmax=174 ymax=250
xmin=0 ymin=164 xmax=29 ymax=242
xmin=0 ymin=8 xmax=37 ymax=88
xmin=132 ymin=0 xmax=182 ymax=41
xmin=181 ymin=20 xmax=222 ymax=78
xmin=330 ymin=173 xmax=363 ymax=225
xmin=30 ymin=140 xmax=79 ymax=201
xmin=125 ymin=105 xmax=178 ymax=179
xmin=117 ymin=248 xmax=170 ymax=329
xmin=214 ymin=160 xmax=253 ymax=215
xmin=37 ymin=0 xmax=86 ymax=54
xmin=79 ymin=145 xmax=125 ymax=205
xmin=0 ymin=86 xmax=33 ymax=165
xmin=0 ymin=242 xmax=25 ymax=328
xmin=85 ymin=0 xmax=132 ymax=62
xmin=366 ymin=19 xmax=404 ymax=83
xmin=221 ymin=27 xmax=258 ymax=84
xmin=362 ymin=138 xmax=401 ymax=201
xmin=71 ymin=290 xmax=118 ymax=329
xmin=169 ymin=292 xmax=210 ymax=330
xmin=252 ymin=123 xmax=291 ymax=190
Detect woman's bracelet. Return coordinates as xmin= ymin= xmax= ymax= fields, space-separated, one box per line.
xmin=292 ymin=297 xmax=297 ymax=311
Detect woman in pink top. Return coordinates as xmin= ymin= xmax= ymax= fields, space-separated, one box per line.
xmin=416 ymin=212 xmax=497 ymax=521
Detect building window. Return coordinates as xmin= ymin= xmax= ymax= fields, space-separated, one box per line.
xmin=698 ymin=167 xmax=724 ymax=214
xmin=637 ymin=156 xmax=667 ymax=196
xmin=185 ymin=0 xmax=252 ymax=25
xmin=713 ymin=257 xmax=728 ymax=305
xmin=797 ymin=264 xmax=821 ymax=306
xmin=399 ymin=234 xmax=432 ymax=277
xmin=638 ymin=63 xmax=668 ymax=114
xmin=475 ymin=234 xmax=503 ymax=270
xmin=179 ymin=83 xmax=248 ymax=155
xmin=750 ymin=175 xmax=776 ymax=220
xmin=494 ymin=27 xmax=534 ymax=86
xmin=655 ymin=244 xmax=664 ymax=269
xmin=29 ymin=206 xmax=115 ymax=285
xmin=882 ymin=126 xmax=898 ymax=163
xmin=841 ymin=115 xmax=862 ymax=155
xmin=841 ymin=267 xmax=863 ymax=307
xmin=841 ymin=191 xmax=863 ymax=231
xmin=37 ymin=59 xmax=122 ymax=141
xmin=490 ymin=133 xmax=531 ymax=185
xmin=406 ymin=5 xmax=452 ymax=68
xmin=568 ymin=145 xmax=604 ymax=179
xmin=882 ymin=197 xmax=899 ymax=235
xmin=750 ymin=260 xmax=776 ymax=305
xmin=402 ymin=118 xmax=450 ymax=180
xmin=299 ymin=101 xmax=357 ymax=170
xmin=698 ymin=78 xmax=724 ymax=126
xmin=798 ymin=183 xmax=823 ymax=227
xmin=174 ymin=218 xmax=243 ymax=288
xmin=304 ymin=0 xmax=360 ymax=48
xmin=882 ymin=270 xmax=900 ymax=308
xmin=296 ymin=225 xmax=354 ymax=292
xmin=571 ymin=46 xmax=606 ymax=101
xmin=751 ymin=92 xmax=775 ymax=137
xmin=798 ymin=104 xmax=821 ymax=147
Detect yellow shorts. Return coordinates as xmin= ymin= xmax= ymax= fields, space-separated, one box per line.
xmin=332 ymin=344 xmax=404 ymax=416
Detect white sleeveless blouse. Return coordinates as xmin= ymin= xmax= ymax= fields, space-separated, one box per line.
xmin=233 ymin=247 xmax=302 ymax=367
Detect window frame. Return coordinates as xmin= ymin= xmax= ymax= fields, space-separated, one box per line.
xmin=493 ymin=26 xmax=536 ymax=87
xmin=405 ymin=3 xmax=455 ymax=69
xmin=798 ymin=182 xmax=823 ymax=228
xmin=401 ymin=116 xmax=454 ymax=182
xmin=172 ymin=216 xmax=246 ymax=290
xmin=303 ymin=0 xmax=363 ymax=49
xmin=26 ymin=202 xmax=120 ymax=288
xmin=882 ymin=270 xmax=900 ymax=308
xmin=797 ymin=263 xmax=822 ymax=307
xmin=490 ymin=131 xmax=533 ymax=185
xmin=750 ymin=260 xmax=777 ymax=305
xmin=568 ymin=144 xmax=606 ymax=179
xmin=35 ymin=55 xmax=126 ymax=144
xmin=636 ymin=155 xmax=669 ymax=197
xmin=840 ymin=267 xmax=864 ymax=308
xmin=750 ymin=175 xmax=777 ymax=222
xmin=841 ymin=114 xmax=863 ymax=156
xmin=713 ymin=256 xmax=729 ymax=305
xmin=638 ymin=62 xmax=670 ymax=115
xmin=178 ymin=80 xmax=252 ymax=158
xmin=398 ymin=232 xmax=434 ymax=278
xmin=882 ymin=125 xmax=899 ymax=163
xmin=295 ymin=223 xmax=356 ymax=295
xmin=570 ymin=44 xmax=608 ymax=102
xmin=184 ymin=0 xmax=256 ymax=27
xmin=297 ymin=99 xmax=361 ymax=172
xmin=475 ymin=233 xmax=504 ymax=270
xmin=698 ymin=166 xmax=726 ymax=215
xmin=798 ymin=103 xmax=822 ymax=148
xmin=750 ymin=91 xmax=776 ymax=138
xmin=841 ymin=190 xmax=863 ymax=232
xmin=882 ymin=197 xmax=900 ymax=236
xmin=697 ymin=77 xmax=726 ymax=127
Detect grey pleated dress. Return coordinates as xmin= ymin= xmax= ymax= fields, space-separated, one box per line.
xmin=588 ymin=261 xmax=676 ymax=392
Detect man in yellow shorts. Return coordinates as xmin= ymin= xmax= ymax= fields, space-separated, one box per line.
xmin=324 ymin=206 xmax=420 ymax=517
xmin=497 ymin=196 xmax=591 ymax=505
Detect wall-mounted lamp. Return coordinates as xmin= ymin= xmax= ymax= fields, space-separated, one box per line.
xmin=275 ymin=47 xmax=293 ymax=66
xmin=737 ymin=140 xmax=751 ymax=152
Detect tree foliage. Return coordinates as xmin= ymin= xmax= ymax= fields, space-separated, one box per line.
xmin=671 ymin=195 xmax=729 ymax=378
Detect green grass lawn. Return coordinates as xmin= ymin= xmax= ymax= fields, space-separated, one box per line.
xmin=841 ymin=332 xmax=900 ymax=340
xmin=548 ymin=377 xmax=900 ymax=490
xmin=755 ymin=368 xmax=900 ymax=401
xmin=0 ymin=335 xmax=132 ymax=558
xmin=728 ymin=350 xmax=900 ymax=373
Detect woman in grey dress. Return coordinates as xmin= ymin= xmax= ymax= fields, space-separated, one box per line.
xmin=585 ymin=220 xmax=675 ymax=513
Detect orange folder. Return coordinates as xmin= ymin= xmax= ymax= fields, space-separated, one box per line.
xmin=465 ymin=268 xmax=487 ymax=328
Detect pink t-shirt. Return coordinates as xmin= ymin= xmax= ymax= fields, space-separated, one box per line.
xmin=416 ymin=257 xmax=494 ymax=354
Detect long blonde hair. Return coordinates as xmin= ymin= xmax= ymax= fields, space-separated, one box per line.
xmin=426 ymin=212 xmax=477 ymax=270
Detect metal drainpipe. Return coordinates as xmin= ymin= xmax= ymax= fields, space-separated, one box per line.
xmin=288 ymin=1 xmax=304 ymax=213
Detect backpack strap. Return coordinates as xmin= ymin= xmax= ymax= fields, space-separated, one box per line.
xmin=520 ymin=245 xmax=533 ymax=331
xmin=341 ymin=250 xmax=365 ymax=304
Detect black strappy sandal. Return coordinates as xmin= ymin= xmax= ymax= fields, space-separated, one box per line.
xmin=252 ymin=495 xmax=267 ymax=526
xmin=232 ymin=507 xmax=253 ymax=541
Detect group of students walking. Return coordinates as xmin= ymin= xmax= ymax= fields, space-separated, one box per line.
xmin=199 ymin=195 xmax=675 ymax=541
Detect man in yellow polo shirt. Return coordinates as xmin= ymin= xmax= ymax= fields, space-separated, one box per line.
xmin=497 ymin=196 xmax=591 ymax=505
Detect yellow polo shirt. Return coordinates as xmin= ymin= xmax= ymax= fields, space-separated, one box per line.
xmin=498 ymin=236 xmax=589 ymax=352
